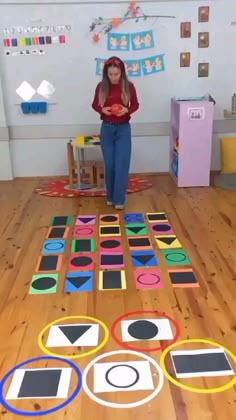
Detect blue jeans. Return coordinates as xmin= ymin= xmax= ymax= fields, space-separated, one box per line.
xmin=100 ymin=121 xmax=131 ymax=205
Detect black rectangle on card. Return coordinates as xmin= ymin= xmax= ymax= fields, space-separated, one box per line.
xmin=101 ymin=254 xmax=123 ymax=265
xmin=170 ymin=271 xmax=197 ymax=284
xmin=128 ymin=237 xmax=150 ymax=247
xmin=101 ymin=226 xmax=120 ymax=235
xmin=18 ymin=369 xmax=62 ymax=398
xmin=172 ymin=351 xmax=234 ymax=377
xmin=49 ymin=227 xmax=66 ymax=239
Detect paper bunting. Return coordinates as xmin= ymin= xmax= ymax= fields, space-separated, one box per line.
xmin=95 ymin=54 xmax=165 ymax=77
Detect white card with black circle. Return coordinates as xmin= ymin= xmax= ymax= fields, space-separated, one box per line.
xmin=121 ymin=318 xmax=174 ymax=342
xmin=46 ymin=323 xmax=99 ymax=347
xmin=171 ymin=348 xmax=235 ymax=378
xmin=93 ymin=360 xmax=154 ymax=393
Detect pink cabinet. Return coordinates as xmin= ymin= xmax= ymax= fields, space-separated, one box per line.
xmin=169 ymin=98 xmax=214 ymax=187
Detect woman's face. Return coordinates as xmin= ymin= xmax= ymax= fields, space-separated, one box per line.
xmin=107 ymin=66 xmax=121 ymax=84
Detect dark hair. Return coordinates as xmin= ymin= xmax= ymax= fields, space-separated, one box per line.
xmin=99 ymin=56 xmax=130 ymax=106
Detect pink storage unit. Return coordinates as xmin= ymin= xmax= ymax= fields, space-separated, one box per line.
xmin=169 ymin=98 xmax=214 ymax=187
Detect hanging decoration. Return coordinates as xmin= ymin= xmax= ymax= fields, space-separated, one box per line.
xmin=95 ymin=54 xmax=165 ymax=77
xmin=90 ymin=1 xmax=175 ymax=42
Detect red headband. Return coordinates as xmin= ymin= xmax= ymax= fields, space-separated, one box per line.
xmin=105 ymin=58 xmax=121 ymax=67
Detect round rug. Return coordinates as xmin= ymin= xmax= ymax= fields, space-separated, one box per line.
xmin=35 ymin=178 xmax=152 ymax=198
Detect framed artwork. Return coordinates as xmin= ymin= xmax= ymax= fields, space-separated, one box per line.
xmin=180 ymin=52 xmax=190 ymax=67
xmin=199 ymin=6 xmax=209 ymax=22
xmin=198 ymin=63 xmax=209 ymax=77
xmin=198 ymin=32 xmax=209 ymax=48
xmin=180 ymin=22 xmax=191 ymax=38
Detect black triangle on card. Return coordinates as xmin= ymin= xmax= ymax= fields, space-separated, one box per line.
xmin=128 ymin=226 xmax=144 ymax=234
xmin=158 ymin=237 xmax=176 ymax=245
xmin=133 ymin=254 xmax=153 ymax=265
xmin=78 ymin=217 xmax=94 ymax=224
xmin=67 ymin=275 xmax=91 ymax=288
xmin=59 ymin=325 xmax=92 ymax=344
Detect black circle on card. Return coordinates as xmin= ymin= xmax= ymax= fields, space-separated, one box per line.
xmin=153 ymin=224 xmax=170 ymax=232
xmin=101 ymin=215 xmax=117 ymax=222
xmin=71 ymin=256 xmax=92 ymax=267
xmin=101 ymin=239 xmax=120 ymax=249
xmin=45 ymin=241 xmax=64 ymax=251
xmin=32 ymin=276 xmax=56 ymax=290
xmin=105 ymin=364 xmax=139 ymax=388
xmin=128 ymin=320 xmax=158 ymax=340
xmin=165 ymin=252 xmax=186 ymax=263
xmin=137 ymin=273 xmax=160 ymax=285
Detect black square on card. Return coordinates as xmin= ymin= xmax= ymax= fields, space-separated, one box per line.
xmin=102 ymin=271 xmax=122 ymax=289
xmin=53 ymin=216 xmax=68 ymax=226
xmin=18 ymin=369 xmax=62 ymax=398
xmin=39 ymin=255 xmax=58 ymax=271
xmin=48 ymin=227 xmax=66 ymax=238
xmin=74 ymin=239 xmax=91 ymax=252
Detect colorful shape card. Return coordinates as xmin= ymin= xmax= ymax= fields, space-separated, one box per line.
xmin=69 ymin=253 xmax=94 ymax=271
xmin=99 ymin=225 xmax=121 ymax=237
xmin=29 ymin=273 xmax=58 ymax=294
xmin=162 ymin=249 xmax=191 ymax=266
xmin=100 ymin=252 xmax=124 ymax=269
xmin=124 ymin=213 xmax=144 ymax=224
xmin=76 ymin=215 xmax=96 ymax=225
xmin=126 ymin=223 xmax=148 ymax=236
xmin=99 ymin=237 xmax=123 ymax=253
xmin=134 ymin=269 xmax=164 ymax=289
xmin=64 ymin=271 xmax=93 ymax=292
xmin=131 ymin=250 xmax=158 ymax=267
xmin=150 ymin=222 xmax=174 ymax=235
xmin=71 ymin=238 xmax=95 ymax=252
xmin=128 ymin=236 xmax=152 ymax=250
xmin=46 ymin=227 xmax=69 ymax=239
xmin=35 ymin=255 xmax=62 ymax=272
xmin=73 ymin=225 xmax=95 ymax=238
xmin=99 ymin=270 xmax=126 ymax=290
xmin=51 ymin=215 xmax=72 ymax=226
xmin=100 ymin=214 xmax=119 ymax=224
xmin=168 ymin=268 xmax=199 ymax=288
xmin=42 ymin=239 xmax=66 ymax=254
xmin=146 ymin=212 xmax=168 ymax=222
xmin=155 ymin=235 xmax=182 ymax=249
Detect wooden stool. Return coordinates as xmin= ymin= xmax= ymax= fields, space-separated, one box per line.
xmin=80 ymin=160 xmax=96 ymax=186
xmin=67 ymin=141 xmax=96 ymax=187
xmin=94 ymin=161 xmax=105 ymax=188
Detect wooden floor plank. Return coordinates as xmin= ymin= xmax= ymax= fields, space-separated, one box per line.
xmin=0 ymin=175 xmax=235 ymax=420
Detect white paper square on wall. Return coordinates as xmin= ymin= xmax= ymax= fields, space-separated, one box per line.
xmin=37 ymin=80 xmax=56 ymax=99
xmin=16 ymin=81 xmax=36 ymax=101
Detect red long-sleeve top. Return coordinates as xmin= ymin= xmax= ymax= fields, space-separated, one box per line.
xmin=92 ymin=81 xmax=139 ymax=123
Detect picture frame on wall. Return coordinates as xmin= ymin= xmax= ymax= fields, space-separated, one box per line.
xmin=198 ymin=63 xmax=209 ymax=77
xmin=180 ymin=52 xmax=191 ymax=67
xmin=198 ymin=32 xmax=209 ymax=48
xmin=180 ymin=22 xmax=191 ymax=38
xmin=199 ymin=6 xmax=209 ymax=22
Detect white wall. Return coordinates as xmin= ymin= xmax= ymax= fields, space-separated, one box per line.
xmin=10 ymin=133 xmax=221 ymax=177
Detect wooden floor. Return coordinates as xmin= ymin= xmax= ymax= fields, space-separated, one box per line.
xmin=0 ymin=175 xmax=235 ymax=420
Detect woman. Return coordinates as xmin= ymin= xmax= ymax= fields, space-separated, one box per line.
xmin=92 ymin=56 xmax=139 ymax=209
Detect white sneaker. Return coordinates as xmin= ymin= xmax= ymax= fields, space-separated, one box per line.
xmin=115 ymin=204 xmax=124 ymax=210
xmin=107 ymin=201 xmax=113 ymax=206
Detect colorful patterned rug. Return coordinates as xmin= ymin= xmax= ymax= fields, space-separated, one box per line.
xmin=35 ymin=177 xmax=153 ymax=198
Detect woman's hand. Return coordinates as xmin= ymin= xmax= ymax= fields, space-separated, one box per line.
xmin=116 ymin=106 xmax=128 ymax=117
xmin=102 ymin=107 xmax=112 ymax=115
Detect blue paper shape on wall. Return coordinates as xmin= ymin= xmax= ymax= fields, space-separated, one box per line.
xmin=21 ymin=101 xmax=48 ymax=114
